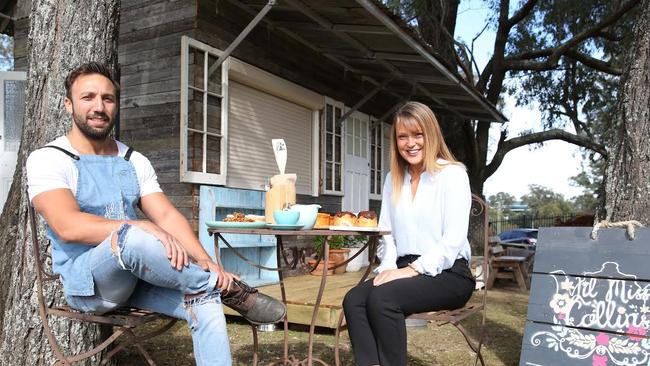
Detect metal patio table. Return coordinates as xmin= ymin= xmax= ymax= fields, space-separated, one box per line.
xmin=207 ymin=227 xmax=389 ymax=366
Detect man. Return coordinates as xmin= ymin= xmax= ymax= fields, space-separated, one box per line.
xmin=26 ymin=62 xmax=285 ymax=366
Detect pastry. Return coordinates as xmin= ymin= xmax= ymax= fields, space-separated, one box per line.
xmin=332 ymin=211 xmax=356 ymax=227
xmin=314 ymin=213 xmax=332 ymax=229
xmin=356 ymin=211 xmax=378 ymax=227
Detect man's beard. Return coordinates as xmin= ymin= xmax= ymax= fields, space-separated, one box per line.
xmin=72 ymin=108 xmax=115 ymax=141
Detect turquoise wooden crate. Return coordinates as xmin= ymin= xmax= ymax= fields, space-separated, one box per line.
xmin=198 ymin=186 xmax=278 ymax=287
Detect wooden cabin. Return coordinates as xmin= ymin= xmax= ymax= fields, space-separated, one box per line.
xmin=5 ymin=0 xmax=505 ymax=286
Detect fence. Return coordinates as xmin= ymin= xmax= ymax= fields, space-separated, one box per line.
xmin=490 ymin=214 xmax=576 ymax=234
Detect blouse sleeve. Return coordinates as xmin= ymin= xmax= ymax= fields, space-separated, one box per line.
xmin=374 ymin=173 xmax=398 ymax=273
xmin=412 ymin=165 xmax=471 ymax=277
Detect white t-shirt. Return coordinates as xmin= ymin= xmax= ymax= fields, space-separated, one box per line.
xmin=26 ymin=136 xmax=162 ymax=202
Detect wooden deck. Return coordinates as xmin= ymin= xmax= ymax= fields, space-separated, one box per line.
xmin=223 ymin=268 xmax=371 ymax=329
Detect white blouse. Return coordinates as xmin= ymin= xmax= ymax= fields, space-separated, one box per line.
xmin=375 ymin=159 xmax=472 ymax=277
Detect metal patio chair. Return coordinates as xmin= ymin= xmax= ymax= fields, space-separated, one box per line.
xmin=28 ymin=204 xmax=177 ymax=365
xmin=334 ymin=194 xmax=489 ymax=366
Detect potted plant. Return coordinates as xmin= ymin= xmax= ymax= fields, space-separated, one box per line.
xmin=342 ymin=235 xmax=370 ymax=272
xmin=309 ymin=236 xmax=350 ymax=275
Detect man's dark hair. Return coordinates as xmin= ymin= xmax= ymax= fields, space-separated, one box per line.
xmin=64 ymin=62 xmax=120 ymax=99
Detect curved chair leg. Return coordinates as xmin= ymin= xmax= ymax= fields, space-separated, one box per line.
xmin=101 ymin=318 xmax=178 ymax=365
xmin=452 ymin=323 xmax=485 ymax=366
xmin=334 ymin=311 xmax=346 ymax=366
xmin=250 ymin=324 xmax=259 ymax=366
xmin=68 ymin=328 xmax=127 ymax=364
xmin=473 ymin=307 xmax=488 ymax=366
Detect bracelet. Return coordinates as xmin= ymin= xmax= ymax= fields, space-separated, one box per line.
xmin=408 ymin=262 xmax=422 ymax=274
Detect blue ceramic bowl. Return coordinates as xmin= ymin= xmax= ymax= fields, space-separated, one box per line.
xmin=273 ymin=209 xmax=300 ymax=225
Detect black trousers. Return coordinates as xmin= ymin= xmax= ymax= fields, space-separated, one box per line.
xmin=342 ymin=256 xmax=475 ymax=366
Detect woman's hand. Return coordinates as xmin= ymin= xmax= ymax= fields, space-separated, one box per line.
xmin=130 ymin=220 xmax=189 ymax=270
xmin=373 ymin=266 xmax=419 ymax=286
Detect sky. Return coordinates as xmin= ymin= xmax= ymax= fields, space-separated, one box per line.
xmin=455 ymin=0 xmax=585 ymax=200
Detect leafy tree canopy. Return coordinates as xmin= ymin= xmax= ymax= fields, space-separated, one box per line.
xmin=520 ymin=184 xmax=574 ymax=217
xmin=385 ymin=0 xmax=640 ymax=198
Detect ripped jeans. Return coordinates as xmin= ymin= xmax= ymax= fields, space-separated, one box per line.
xmin=65 ymin=224 xmax=232 ymax=366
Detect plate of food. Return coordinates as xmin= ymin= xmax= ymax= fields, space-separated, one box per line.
xmin=206 ymin=212 xmax=268 ymax=229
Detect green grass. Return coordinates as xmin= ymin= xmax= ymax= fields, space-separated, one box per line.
xmin=116 ymin=284 xmax=529 ymax=365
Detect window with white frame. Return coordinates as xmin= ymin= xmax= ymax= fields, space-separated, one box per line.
xmin=369 ymin=119 xmax=384 ymax=199
xmin=322 ymin=101 xmax=344 ymax=194
xmin=180 ymin=36 xmax=229 ymax=185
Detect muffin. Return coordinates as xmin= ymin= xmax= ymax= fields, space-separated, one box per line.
xmin=314 ymin=213 xmax=332 ymax=229
xmin=332 ymin=211 xmax=357 ymax=226
xmin=356 ymin=211 xmax=378 ymax=227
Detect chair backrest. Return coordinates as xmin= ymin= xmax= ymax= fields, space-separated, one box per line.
xmin=469 ymin=194 xmax=489 ymax=290
xmin=28 ymin=205 xmax=60 ymax=308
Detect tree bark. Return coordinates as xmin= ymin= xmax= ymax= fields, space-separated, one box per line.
xmin=602 ymin=0 xmax=650 ymax=224
xmin=0 ymin=0 xmax=119 ymax=364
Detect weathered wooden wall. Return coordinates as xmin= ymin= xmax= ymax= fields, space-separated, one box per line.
xmin=4 ymin=0 xmax=411 ymax=231
xmin=116 ymin=0 xmax=400 ymax=229
xmin=12 ymin=17 xmax=29 ymax=71
xmin=117 ymin=0 xmax=197 ymax=223
xmin=369 ymin=199 xmax=381 ymax=215
xmin=297 ymin=193 xmax=342 ymax=216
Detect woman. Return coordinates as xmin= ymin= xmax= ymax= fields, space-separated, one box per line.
xmin=343 ymin=102 xmax=475 ymax=366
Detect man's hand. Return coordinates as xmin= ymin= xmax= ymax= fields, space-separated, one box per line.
xmin=194 ymin=259 xmax=240 ymax=292
xmin=373 ymin=266 xmax=418 ymax=286
xmin=130 ymin=220 xmax=189 ymax=270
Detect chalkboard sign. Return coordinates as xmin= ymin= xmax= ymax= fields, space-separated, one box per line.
xmin=520 ymin=227 xmax=650 ymax=365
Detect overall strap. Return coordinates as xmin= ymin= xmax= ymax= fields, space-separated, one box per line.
xmin=41 ymin=145 xmax=80 ymax=160
xmin=124 ymin=147 xmax=133 ymax=161
xmin=41 ymin=145 xmax=135 ymax=161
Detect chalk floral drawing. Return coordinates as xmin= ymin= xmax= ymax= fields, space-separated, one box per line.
xmin=530 ymin=262 xmax=650 ymax=365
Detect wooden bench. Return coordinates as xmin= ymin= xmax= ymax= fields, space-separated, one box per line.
xmin=487 ymin=240 xmax=533 ymax=291
xmin=28 ymin=205 xmax=177 ymax=365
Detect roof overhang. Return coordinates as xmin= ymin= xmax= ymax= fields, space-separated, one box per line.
xmin=233 ymin=0 xmax=506 ymax=123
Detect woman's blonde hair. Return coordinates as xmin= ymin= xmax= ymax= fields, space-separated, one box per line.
xmin=390 ymin=101 xmax=458 ymax=202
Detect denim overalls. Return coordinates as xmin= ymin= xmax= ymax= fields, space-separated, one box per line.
xmin=42 ymin=145 xmax=232 ymax=366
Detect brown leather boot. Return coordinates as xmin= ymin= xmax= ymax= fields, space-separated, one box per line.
xmin=221 ymin=279 xmax=286 ymax=325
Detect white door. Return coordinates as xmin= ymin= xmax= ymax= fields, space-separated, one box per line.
xmin=0 ymin=71 xmax=26 ymax=213
xmin=342 ymin=111 xmax=370 ymax=213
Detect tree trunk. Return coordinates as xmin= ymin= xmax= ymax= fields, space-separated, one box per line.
xmin=0 ymin=0 xmax=119 ymax=364
xmin=602 ymin=0 xmax=650 ymax=224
